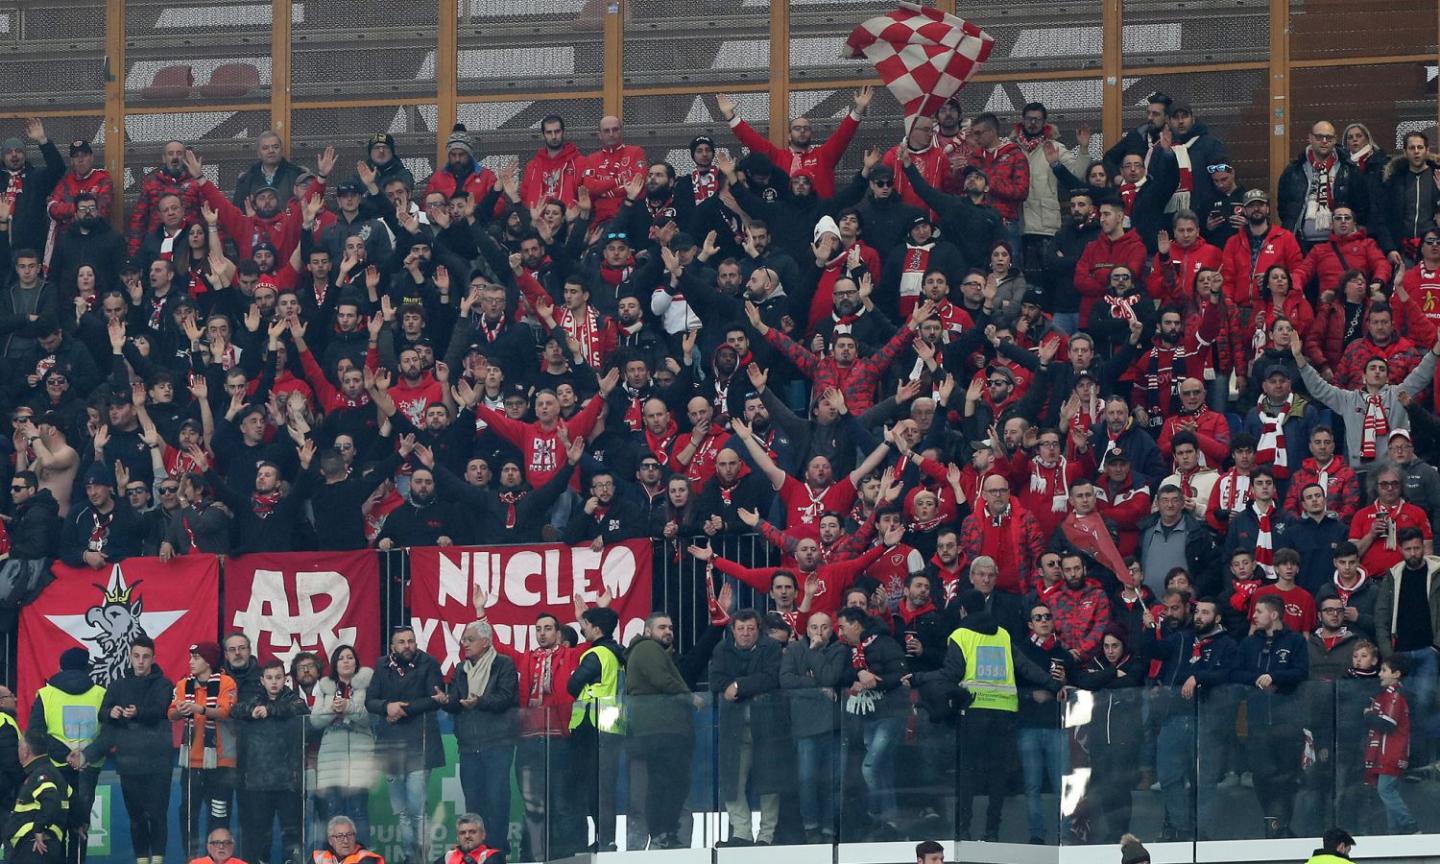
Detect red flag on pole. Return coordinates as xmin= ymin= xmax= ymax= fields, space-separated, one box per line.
xmin=846 ymin=3 xmax=994 ymax=123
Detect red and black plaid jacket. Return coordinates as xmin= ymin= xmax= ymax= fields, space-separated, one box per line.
xmin=764 ymin=324 xmax=915 ymax=413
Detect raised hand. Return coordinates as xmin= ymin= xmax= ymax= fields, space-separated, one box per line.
xmin=853 ymin=84 xmax=874 ymax=114
xmin=716 ymin=93 xmax=737 ymax=120
xmin=687 ymin=544 xmax=714 ymax=562
xmin=746 ymin=362 xmax=767 ymax=391
xmin=317 ymin=144 xmax=338 ymax=178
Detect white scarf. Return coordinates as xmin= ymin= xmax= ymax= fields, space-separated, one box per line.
xmin=464 ymin=648 xmax=498 ymax=701
xmin=1166 ymin=136 xmax=1197 ymax=213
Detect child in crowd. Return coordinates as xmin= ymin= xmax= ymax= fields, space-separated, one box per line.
xmin=1364 ymin=655 xmax=1416 ymax=835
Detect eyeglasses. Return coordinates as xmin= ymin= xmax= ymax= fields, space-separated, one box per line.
xmin=1378 ymin=480 xmax=1401 ymax=487
xmin=1110 ymin=274 xmax=1133 ymax=282
xmin=328 ymin=833 xmax=355 ymax=840
xmin=1030 ymin=613 xmax=1053 ymax=621
xmin=1332 ymin=214 xmax=1354 ymax=221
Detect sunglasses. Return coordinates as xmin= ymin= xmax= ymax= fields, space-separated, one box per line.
xmin=872 ymin=179 xmax=893 ymax=188
xmin=640 ymin=463 xmax=661 ymax=470
xmin=1031 ymin=613 xmax=1053 ymax=621
xmin=158 ymin=486 xmax=179 ymax=494
xmin=9 ymin=485 xmax=28 ymax=492
xmin=1424 ymin=238 xmax=1440 ymax=247
xmin=1206 ymin=164 xmax=1233 ymax=174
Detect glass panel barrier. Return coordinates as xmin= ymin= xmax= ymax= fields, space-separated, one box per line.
xmin=612 ymin=691 xmax=714 ymax=851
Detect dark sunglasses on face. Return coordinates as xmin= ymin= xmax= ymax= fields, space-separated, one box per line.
xmin=872 ymin=179 xmax=893 ymax=188
xmin=1031 ymin=613 xmax=1053 ymax=621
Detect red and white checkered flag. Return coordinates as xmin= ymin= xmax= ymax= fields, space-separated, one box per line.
xmin=846 ymin=3 xmax=994 ymax=123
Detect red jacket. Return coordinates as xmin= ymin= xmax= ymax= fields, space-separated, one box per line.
xmin=1095 ymin=476 xmax=1151 ymax=556
xmin=520 ymin=142 xmax=584 ymax=208
xmin=1145 ymin=238 xmax=1223 ymax=304
xmin=728 ymin=112 xmax=861 ymax=199
xmin=1246 ymin=292 xmax=1314 ymax=367
xmin=424 ymin=165 xmax=499 ymax=211
xmin=1220 ymin=226 xmax=1303 ymax=308
xmin=1158 ymin=407 xmax=1231 ymax=467
xmin=1403 ymin=263 xmax=1440 ymax=329
xmin=882 ymin=144 xmax=948 ymax=216
xmin=1074 ymin=230 xmax=1147 ymax=325
xmin=494 ymin=641 xmax=583 ymax=739
xmin=580 ymin=144 xmax=648 ymax=224
xmin=199 ymin=177 xmax=315 ymax=260
xmin=1291 ymin=229 xmax=1390 ymax=297
xmin=127 ymin=168 xmax=206 ymax=254
xmin=475 ymin=397 xmax=605 ymax=490
xmin=765 ymin=321 xmax=913 ymax=413
xmin=713 ymin=545 xmax=887 ymax=618
xmin=807 ymin=242 xmax=882 ymax=333
xmin=1364 ymin=684 xmax=1411 ymax=781
xmin=1281 ymin=457 xmax=1360 ymax=522
xmin=1335 ymin=335 xmax=1424 ymax=390
xmin=1305 ymin=293 xmax=1437 ymax=373
xmin=968 ymin=141 xmax=1030 ymax=222
xmin=47 ymin=168 xmax=115 ymax=232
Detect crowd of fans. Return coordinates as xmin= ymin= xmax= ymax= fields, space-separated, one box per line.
xmin=1 ymin=86 xmax=1440 ymax=863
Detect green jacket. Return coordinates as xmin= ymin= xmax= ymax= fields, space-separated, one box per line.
xmin=624 ymin=637 xmax=693 ymax=737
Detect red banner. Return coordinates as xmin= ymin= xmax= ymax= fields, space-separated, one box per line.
xmin=18 ymin=556 xmax=221 ymax=721
xmin=408 ymin=540 xmax=653 ymax=674
xmin=224 ymin=550 xmax=381 ymax=668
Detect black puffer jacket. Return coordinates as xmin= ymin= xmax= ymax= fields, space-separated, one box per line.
xmin=235 ymin=686 xmax=310 ymax=790
xmin=9 ymin=488 xmax=59 ymax=560
xmin=83 ymin=664 xmax=176 ymax=774
xmin=1277 ymin=148 xmax=1370 ymax=239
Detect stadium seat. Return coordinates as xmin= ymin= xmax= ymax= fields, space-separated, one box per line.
xmin=138 ymin=65 xmax=194 ymax=100
xmin=200 ymin=63 xmax=261 ymax=99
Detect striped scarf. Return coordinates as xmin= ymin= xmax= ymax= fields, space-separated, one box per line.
xmin=181 ymin=676 xmax=223 ymax=768
xmin=1255 ymin=397 xmax=1292 ymax=479
xmin=1360 ymin=394 xmax=1387 ymax=460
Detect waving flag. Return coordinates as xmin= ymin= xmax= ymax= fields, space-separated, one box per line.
xmin=846 ymin=3 xmax=994 ymax=123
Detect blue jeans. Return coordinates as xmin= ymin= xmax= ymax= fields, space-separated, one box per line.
xmin=1395 ymin=647 xmax=1440 ymax=738
xmin=386 ymin=768 xmax=428 ymax=862
xmin=459 ymin=746 xmax=516 ymax=855
xmin=1016 ymin=726 xmax=1067 ymax=841
xmin=1157 ymin=715 xmax=1197 ymax=834
xmin=1376 ymin=774 xmax=1418 ymax=833
xmin=861 ymin=716 xmax=903 ymax=825
xmin=1207 ymin=373 xmax=1231 ymax=414
xmin=795 ymin=733 xmax=838 ymax=833
xmin=321 ymin=788 xmax=370 ymax=848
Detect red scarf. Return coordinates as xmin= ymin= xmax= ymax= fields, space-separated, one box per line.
xmin=977 ymin=504 xmax=1027 ymax=593
xmin=1307 ymin=149 xmax=1337 ymax=210
xmin=690 ymin=168 xmax=718 ymax=205
xmin=1061 ymin=510 xmax=1129 ymax=583
xmin=556 ymin=305 xmax=607 ymax=370
xmin=87 ymin=508 xmax=113 ymax=551
xmin=1332 ymin=569 xmax=1368 ymax=605
xmin=251 ymin=490 xmax=282 ymax=518
xmin=598 ymin=263 xmax=632 ymax=287
xmin=496 ymin=488 xmax=523 ymax=528
xmin=851 ymin=633 xmax=878 ymax=670
xmin=1360 ymin=394 xmax=1387 ymax=460
xmin=1030 ymin=632 xmax=1058 ymax=651
xmin=1029 ymin=456 xmax=1070 ymax=515
xmin=895 ymin=601 xmax=935 ymax=627
xmin=644 ymin=419 xmax=679 ymax=466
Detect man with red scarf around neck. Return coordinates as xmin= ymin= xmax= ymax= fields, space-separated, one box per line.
xmin=730 ymin=410 xmax=892 ymax=538
xmin=536 ymin=280 xmax=617 ymax=373
xmin=959 ymin=473 xmax=1046 ymax=596
xmin=197 ymin=441 xmax=317 ymax=554
xmin=1206 ymin=434 xmax=1258 ymax=532
xmin=714 ymin=87 xmax=870 ymax=200
xmin=1159 ymin=433 xmax=1220 ymax=521
xmin=1015 ymin=427 xmax=1086 ymax=539
xmin=805 ymin=216 xmax=884 ymax=335
xmin=1158 ymin=376 xmax=1230 ymax=467
xmin=1074 ymin=199 xmax=1147 ymax=328
xmin=926 ymin=528 xmax=967 ymax=604
xmin=688 ymin=521 xmax=900 ymax=619
xmin=740 ymin=508 xmax=877 ymax=569
xmin=1348 ymin=465 xmax=1433 ymax=577
xmin=637 ymin=398 xmax=680 ymax=469
xmin=1314 ymin=542 xmax=1378 ymax=642
xmin=671 ymin=396 xmax=729 ymax=489
xmin=890 ymin=571 xmax=947 ymax=677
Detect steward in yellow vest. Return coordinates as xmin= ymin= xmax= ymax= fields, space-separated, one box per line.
xmin=29 ymin=649 xmax=102 ymax=862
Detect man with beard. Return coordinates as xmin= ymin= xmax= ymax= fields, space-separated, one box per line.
xmin=813 ymin=274 xmax=897 ymax=350
xmin=47 ymin=138 xmax=113 ymax=238
xmin=880 ymin=214 xmax=965 ymax=320
xmin=623 ymin=612 xmax=700 ymax=850
xmin=128 ymin=139 xmax=204 ymax=255
xmin=743 ymin=507 xmax=873 ymax=569
xmin=1143 ymin=595 xmax=1240 ymax=840
xmin=565 ymin=468 xmax=647 ymax=551
xmin=932 ymin=97 xmax=971 ymax=193
xmin=694 ymin=445 xmax=777 ymax=536
xmin=1160 ymin=102 xmax=1230 ymax=218
xmin=59 ymin=464 xmax=141 ymax=568
xmin=613 ymin=293 xmax=666 ymax=372
xmin=1220 ymin=189 xmax=1304 ymax=310
xmin=1075 ymin=199 xmax=1149 ymax=330
xmin=374 ymin=465 xmax=467 ymax=548
xmin=691 ymin=525 xmax=895 ymax=618
xmin=606 ymin=353 xmax=688 ymax=436
xmin=736 ymin=381 xmax=796 ymax=473
xmin=424 ymin=123 xmax=497 ymax=208
xmin=200 ymin=443 xmax=316 ymax=553
xmin=699 ymin=342 xmax=747 ymax=423
xmin=1042 ymin=188 xmax=1102 ymax=333
xmin=1104 ymin=90 xmax=1172 ymax=175
xmin=735 ymin=221 xmax=801 ymax=306
xmin=715 ymin=88 xmax=871 ymax=199
xmin=1131 ymin=308 xmax=1223 ymax=435
xmin=1015 ymin=103 xmax=1087 ymax=276
xmin=521 ymin=114 xmax=583 ymax=208
xmin=614 ymin=162 xmax=678 ymax=251
xmin=1095 ymin=395 xmax=1164 ymax=488
xmin=366 ymin=627 xmax=447 ymax=864
xmin=673 ymin=135 xmax=720 ymax=217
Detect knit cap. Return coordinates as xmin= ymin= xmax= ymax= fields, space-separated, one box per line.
xmin=446 ymin=123 xmax=474 ymax=159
